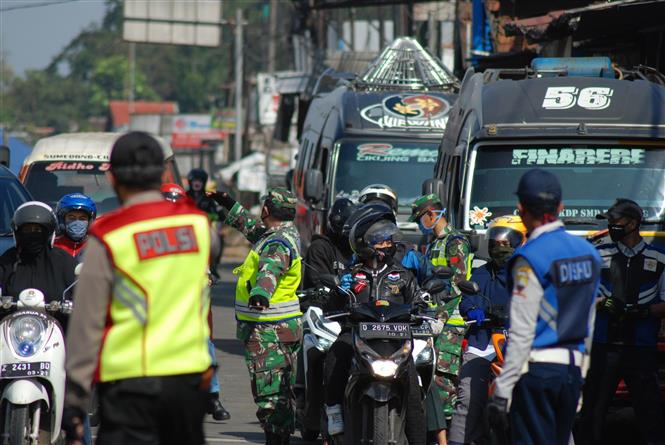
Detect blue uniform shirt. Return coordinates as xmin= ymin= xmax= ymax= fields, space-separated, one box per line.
xmin=460 ymin=263 xmax=509 ymax=352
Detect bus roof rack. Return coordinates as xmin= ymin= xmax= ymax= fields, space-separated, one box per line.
xmin=355 ymin=37 xmax=459 ymax=92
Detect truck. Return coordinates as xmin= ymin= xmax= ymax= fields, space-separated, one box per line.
xmin=293 ymin=37 xmax=458 ymax=249
xmin=424 ymin=56 xmax=665 ymax=402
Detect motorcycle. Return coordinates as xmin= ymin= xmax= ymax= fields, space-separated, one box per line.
xmin=0 ymin=286 xmax=74 ymax=445
xmin=296 ymin=286 xmax=342 ymax=442
xmin=318 ymin=275 xmax=445 ymax=445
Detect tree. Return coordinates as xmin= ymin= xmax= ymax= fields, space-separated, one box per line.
xmin=89 ymin=55 xmax=158 ymax=113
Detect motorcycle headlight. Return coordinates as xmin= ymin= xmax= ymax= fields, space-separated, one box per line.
xmin=317 ymin=337 xmax=334 ymax=351
xmin=415 ymin=346 xmax=434 ymax=365
xmin=9 ymin=315 xmax=47 ymax=357
xmin=371 ymin=360 xmax=399 ymax=378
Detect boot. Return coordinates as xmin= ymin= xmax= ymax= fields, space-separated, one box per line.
xmin=265 ymin=432 xmax=282 ymax=445
xmin=208 ymin=393 xmax=231 ymax=421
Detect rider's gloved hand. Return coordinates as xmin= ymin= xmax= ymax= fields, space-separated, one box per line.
xmin=209 ymin=191 xmax=237 ymax=211
xmin=340 ymin=273 xmax=353 ymax=291
xmin=598 ymin=297 xmax=623 ymax=318
xmin=487 ymin=394 xmax=510 ymax=432
xmin=467 ymin=308 xmax=486 ymax=327
xmin=625 ymin=305 xmax=651 ymax=320
xmin=248 ymin=295 xmax=269 ymax=311
xmin=62 ymin=406 xmax=85 ymax=445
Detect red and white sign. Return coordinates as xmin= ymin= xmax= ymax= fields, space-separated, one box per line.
xmin=171 ymin=114 xmax=226 ymax=149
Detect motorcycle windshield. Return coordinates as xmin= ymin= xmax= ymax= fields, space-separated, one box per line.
xmin=467 ymin=144 xmax=665 ymax=231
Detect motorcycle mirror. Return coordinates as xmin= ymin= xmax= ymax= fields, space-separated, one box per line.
xmin=423 ymin=278 xmax=447 ymax=294
xmin=318 ymin=274 xmax=340 ymax=289
xmin=458 ymin=280 xmax=480 ymax=295
xmin=432 ymin=266 xmax=453 ymax=279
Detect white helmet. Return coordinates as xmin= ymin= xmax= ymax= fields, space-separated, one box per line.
xmin=358 ymin=184 xmax=398 ymax=213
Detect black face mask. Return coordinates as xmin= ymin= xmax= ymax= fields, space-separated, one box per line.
xmin=375 ymin=244 xmax=397 ymax=263
xmin=16 ymin=231 xmax=49 ymax=256
xmin=489 ymin=245 xmax=514 ymax=268
xmin=608 ymin=223 xmax=635 ymax=242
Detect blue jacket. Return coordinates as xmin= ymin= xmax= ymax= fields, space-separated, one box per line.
xmin=460 ymin=263 xmax=509 ymax=351
xmin=508 ymin=226 xmax=601 ymax=352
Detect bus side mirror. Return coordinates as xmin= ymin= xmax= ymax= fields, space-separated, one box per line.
xmin=422 ymin=178 xmax=445 ymax=202
xmin=0 ymin=146 xmax=9 ymax=168
xmin=304 ymin=169 xmax=324 ymax=203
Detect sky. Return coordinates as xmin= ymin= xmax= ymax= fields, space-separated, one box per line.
xmin=1 ymin=0 xmax=107 ymax=75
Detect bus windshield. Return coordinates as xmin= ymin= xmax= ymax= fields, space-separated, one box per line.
xmin=24 ymin=161 xmax=120 ymax=214
xmin=468 ymin=145 xmax=665 ymax=229
xmin=333 ymin=139 xmax=438 ymax=211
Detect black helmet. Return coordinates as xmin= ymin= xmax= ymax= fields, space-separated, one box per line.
xmin=346 ymin=204 xmax=398 ymax=259
xmin=187 ymin=168 xmax=208 ymax=185
xmin=12 ymin=201 xmax=57 ymax=240
xmin=328 ymin=198 xmax=356 ymax=237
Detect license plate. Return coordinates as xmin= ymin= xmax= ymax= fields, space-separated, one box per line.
xmin=0 ymin=362 xmax=51 ymax=378
xmin=358 ymin=322 xmax=410 ymax=339
xmin=411 ymin=322 xmax=433 ymax=338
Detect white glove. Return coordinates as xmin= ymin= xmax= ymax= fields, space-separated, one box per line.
xmin=428 ymin=318 xmax=445 ymax=335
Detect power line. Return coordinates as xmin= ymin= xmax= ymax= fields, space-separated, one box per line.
xmin=0 ymin=0 xmax=80 ymax=13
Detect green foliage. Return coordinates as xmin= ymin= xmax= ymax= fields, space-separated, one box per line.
xmin=1 ymin=0 xmax=294 ymax=132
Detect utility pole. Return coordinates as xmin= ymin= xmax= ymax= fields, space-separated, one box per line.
xmin=428 ymin=11 xmax=437 ymax=56
xmin=268 ymin=0 xmax=278 ymax=74
xmin=128 ymin=42 xmax=136 ymax=114
xmin=234 ymin=8 xmax=244 ymax=162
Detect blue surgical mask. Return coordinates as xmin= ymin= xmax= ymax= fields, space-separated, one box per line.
xmin=65 ymin=220 xmax=89 ymax=242
xmin=418 ymin=210 xmax=446 ymax=236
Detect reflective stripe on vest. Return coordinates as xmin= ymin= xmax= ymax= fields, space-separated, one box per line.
xmin=94 ymin=208 xmax=211 ymax=382
xmin=429 ymin=234 xmax=473 ymax=280
xmin=234 ymin=233 xmax=302 ymax=323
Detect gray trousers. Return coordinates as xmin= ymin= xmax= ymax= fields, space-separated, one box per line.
xmin=448 ymin=352 xmax=492 ymax=444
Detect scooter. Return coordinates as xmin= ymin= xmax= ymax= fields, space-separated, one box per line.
xmin=318 ymin=275 xmax=445 ymax=445
xmin=0 ymin=286 xmax=74 ymax=444
xmin=296 ymin=287 xmax=342 ymax=442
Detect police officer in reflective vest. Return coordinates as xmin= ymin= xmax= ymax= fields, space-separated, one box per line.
xmin=488 ymin=169 xmax=601 ymax=445
xmin=579 ymin=199 xmax=665 ymax=445
xmin=212 ymin=188 xmax=302 ymax=445
xmin=63 ymin=132 xmax=215 ymax=445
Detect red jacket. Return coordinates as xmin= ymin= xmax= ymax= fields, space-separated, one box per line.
xmin=53 ymin=236 xmax=87 ymax=260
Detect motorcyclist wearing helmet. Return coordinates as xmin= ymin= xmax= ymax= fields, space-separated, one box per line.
xmin=358 ymin=184 xmax=424 ymax=278
xmin=160 ymin=182 xmax=187 ymax=202
xmin=303 ymin=197 xmax=356 ymax=289
xmin=54 ymin=193 xmax=97 ymax=262
xmin=448 ymin=215 xmax=526 ymax=445
xmin=323 ymin=204 xmax=426 ymax=445
xmin=0 ymin=201 xmax=76 ymax=307
xmin=187 ymin=168 xmax=225 ymax=278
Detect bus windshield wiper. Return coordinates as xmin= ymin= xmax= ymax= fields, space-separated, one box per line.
xmin=560 ymin=218 xmax=599 ymax=226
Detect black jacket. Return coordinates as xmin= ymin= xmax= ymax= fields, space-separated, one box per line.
xmin=0 ymin=246 xmax=76 ymax=303
xmin=330 ymin=261 xmax=421 ymax=311
xmin=303 ymin=234 xmax=349 ymax=289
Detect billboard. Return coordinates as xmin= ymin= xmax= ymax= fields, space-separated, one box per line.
xmin=171 ymin=114 xmax=226 ymax=148
xmin=123 ymin=0 xmax=222 ymax=47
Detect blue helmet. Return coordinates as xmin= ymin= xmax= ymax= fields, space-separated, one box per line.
xmin=56 ymin=193 xmax=97 ymax=230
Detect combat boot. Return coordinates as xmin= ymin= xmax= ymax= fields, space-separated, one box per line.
xmin=208 ymin=393 xmax=231 ymax=421
xmin=265 ymin=432 xmax=282 ymax=445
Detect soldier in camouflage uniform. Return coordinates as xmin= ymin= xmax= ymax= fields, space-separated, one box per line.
xmin=410 ymin=194 xmax=472 ymax=445
xmin=213 ymin=188 xmax=303 ymax=445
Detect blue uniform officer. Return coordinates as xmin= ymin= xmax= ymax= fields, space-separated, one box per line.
xmin=488 ymin=169 xmax=602 ymax=445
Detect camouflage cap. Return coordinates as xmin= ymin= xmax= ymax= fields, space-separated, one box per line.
xmin=262 ymin=187 xmax=297 ymax=209
xmin=408 ymin=193 xmax=443 ymax=222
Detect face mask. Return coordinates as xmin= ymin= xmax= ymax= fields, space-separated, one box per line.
xmin=418 ymin=210 xmax=445 ymax=236
xmin=65 ymin=220 xmax=89 ymax=242
xmin=608 ymin=223 xmax=634 ymax=242
xmin=374 ymin=244 xmax=396 ymax=263
xmin=489 ymin=245 xmax=514 ymax=268
xmin=16 ymin=231 xmax=48 ymax=256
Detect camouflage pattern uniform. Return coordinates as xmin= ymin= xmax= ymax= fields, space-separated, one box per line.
xmin=226 ymin=188 xmax=303 ymax=436
xmin=411 ymin=194 xmax=472 ymax=421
